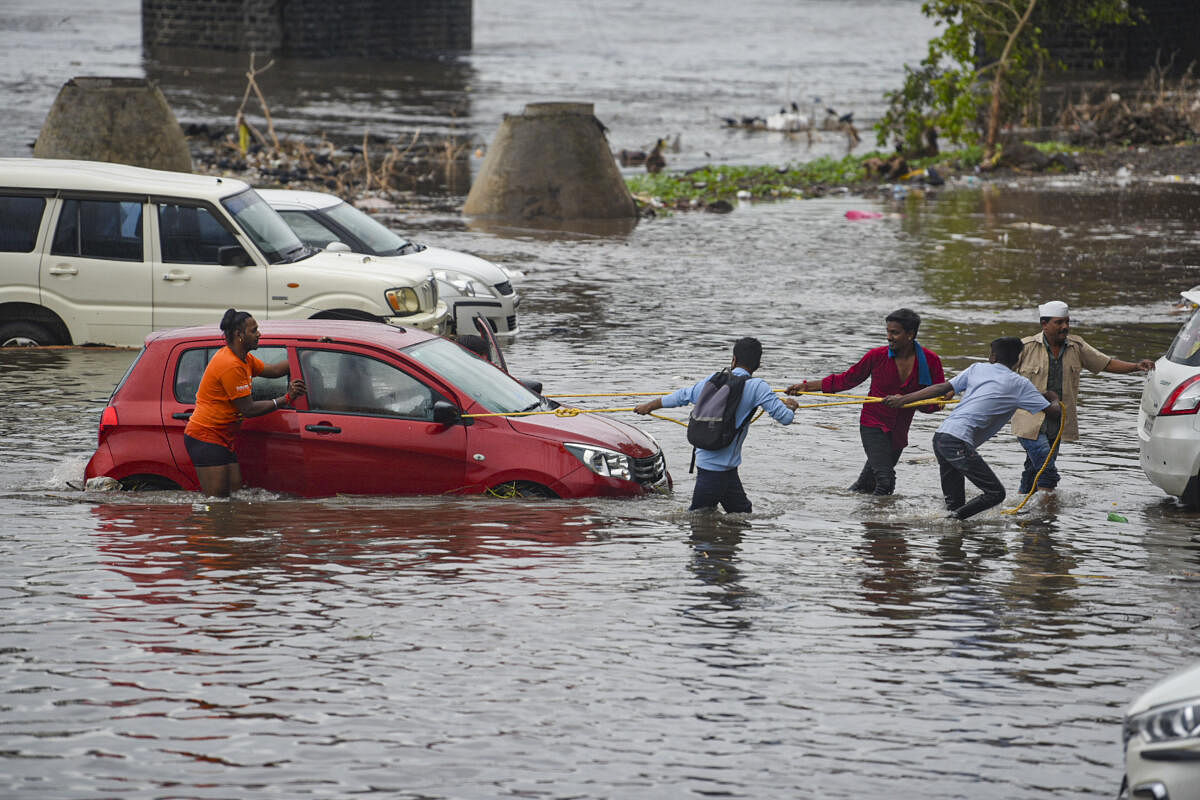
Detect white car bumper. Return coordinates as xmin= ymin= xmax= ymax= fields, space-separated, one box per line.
xmin=1138 ymin=406 xmax=1200 ymax=498
xmin=387 ymin=301 xmax=450 ymax=335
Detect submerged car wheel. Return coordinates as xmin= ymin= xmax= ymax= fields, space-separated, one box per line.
xmin=118 ymin=475 xmax=182 ymax=491
xmin=487 ymin=480 xmax=557 ymax=499
xmin=0 ymin=320 xmax=54 ymax=347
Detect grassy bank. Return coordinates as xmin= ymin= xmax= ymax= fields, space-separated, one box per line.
xmin=622 ymin=141 xmax=1107 ymax=214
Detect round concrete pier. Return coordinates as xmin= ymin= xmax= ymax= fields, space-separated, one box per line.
xmin=34 ymin=77 xmax=192 ymax=172
xmin=464 ymin=102 xmax=636 ymax=222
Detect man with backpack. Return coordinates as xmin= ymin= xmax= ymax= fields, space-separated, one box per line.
xmin=634 ymin=337 xmax=799 ymax=513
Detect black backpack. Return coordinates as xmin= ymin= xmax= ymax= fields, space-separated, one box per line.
xmin=687 ymin=369 xmax=750 ymax=452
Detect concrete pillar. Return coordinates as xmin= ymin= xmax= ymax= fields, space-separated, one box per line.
xmin=464 ymin=102 xmax=637 ymax=222
xmin=34 ymin=77 xmax=192 ymax=173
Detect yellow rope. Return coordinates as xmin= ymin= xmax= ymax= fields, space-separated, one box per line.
xmin=1001 ymin=404 xmax=1067 ymax=515
xmin=462 ymin=394 xmax=951 ymax=420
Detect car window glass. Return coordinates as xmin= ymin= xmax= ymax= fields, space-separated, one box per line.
xmin=1166 ymin=308 xmax=1200 ymax=366
xmin=158 ymin=203 xmax=238 ymax=264
xmin=0 ymin=195 xmax=45 ymax=252
xmin=300 ymin=349 xmax=436 ymax=419
xmin=222 ymin=189 xmax=305 ymax=263
xmin=277 ymin=210 xmax=340 ymax=249
xmin=173 ymin=346 xmax=289 ymax=403
xmin=324 ymin=201 xmax=412 ymax=254
xmin=51 ymin=198 xmax=143 ymax=260
xmin=405 ymin=337 xmax=541 ymax=414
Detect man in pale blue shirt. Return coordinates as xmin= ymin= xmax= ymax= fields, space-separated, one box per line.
xmin=635 ymin=337 xmax=799 ymax=512
xmin=884 ymin=337 xmax=1061 ymax=520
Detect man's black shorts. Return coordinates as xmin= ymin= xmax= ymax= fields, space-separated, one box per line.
xmin=184 ymin=434 xmax=238 ymax=467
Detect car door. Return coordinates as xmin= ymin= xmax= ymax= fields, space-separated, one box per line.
xmin=297 ymin=347 xmax=468 ymax=496
xmin=163 ymin=342 xmax=306 ymax=496
xmin=150 ymin=200 xmax=267 ymax=330
xmin=40 ymin=196 xmax=152 ymax=345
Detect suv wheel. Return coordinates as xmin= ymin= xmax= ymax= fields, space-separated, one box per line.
xmin=0 ymin=321 xmax=54 ymax=347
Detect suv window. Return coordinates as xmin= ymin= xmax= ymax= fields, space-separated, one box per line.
xmin=174 ymin=346 xmax=289 ymax=403
xmin=51 ymin=198 xmax=143 ymax=260
xmin=277 ymin=210 xmax=340 ymax=249
xmin=0 ymin=195 xmax=45 ymax=252
xmin=300 ymin=349 xmax=436 ymax=419
xmin=158 ymin=203 xmax=238 ymax=264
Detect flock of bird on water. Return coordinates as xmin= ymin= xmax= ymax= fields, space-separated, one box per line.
xmin=616 ymin=98 xmax=860 ymax=173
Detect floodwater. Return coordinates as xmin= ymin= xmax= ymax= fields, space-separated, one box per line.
xmin=5 ymin=2 xmax=1200 ymax=799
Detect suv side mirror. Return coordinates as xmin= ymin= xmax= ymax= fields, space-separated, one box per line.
xmin=432 ymin=400 xmax=466 ymax=426
xmin=218 ymin=245 xmax=253 ymax=267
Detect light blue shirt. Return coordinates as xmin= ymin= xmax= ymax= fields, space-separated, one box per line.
xmin=662 ymin=367 xmax=795 ymax=470
xmin=938 ymin=362 xmax=1048 ymax=448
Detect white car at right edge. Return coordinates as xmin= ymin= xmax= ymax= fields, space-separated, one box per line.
xmin=1139 ymin=286 xmax=1200 ymax=506
xmin=1122 ymin=661 xmax=1200 ymax=800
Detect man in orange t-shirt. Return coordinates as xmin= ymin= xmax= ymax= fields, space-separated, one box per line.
xmin=183 ymin=309 xmax=306 ymax=497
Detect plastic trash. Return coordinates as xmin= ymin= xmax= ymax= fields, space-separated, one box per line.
xmin=1106 ymin=511 xmax=1128 ymax=523
xmin=845 ymin=210 xmax=883 ymax=220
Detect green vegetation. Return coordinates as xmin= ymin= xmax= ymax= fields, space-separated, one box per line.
xmin=624 ymin=149 xmax=992 ymax=213
xmin=877 ymin=0 xmax=1137 ymax=161
xmin=626 ymin=156 xmax=878 ymax=211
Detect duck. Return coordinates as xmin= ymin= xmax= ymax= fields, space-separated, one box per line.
xmin=644 ymin=138 xmax=667 ymax=173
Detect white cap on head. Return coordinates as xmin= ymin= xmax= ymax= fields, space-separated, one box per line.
xmin=1038 ymin=300 xmax=1069 ymax=319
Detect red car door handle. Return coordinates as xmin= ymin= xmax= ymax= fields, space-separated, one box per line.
xmin=305 ymin=423 xmax=341 ymax=434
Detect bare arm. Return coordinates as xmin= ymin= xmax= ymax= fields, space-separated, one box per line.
xmin=785 ymin=379 xmax=823 ymax=395
xmin=635 ymin=398 xmax=664 ymax=415
xmin=883 ymin=380 xmax=954 ymax=408
xmin=260 ymin=360 xmax=291 ymax=379
xmin=1105 ymin=357 xmax=1155 ymax=374
xmin=230 ymin=378 xmax=308 ymax=418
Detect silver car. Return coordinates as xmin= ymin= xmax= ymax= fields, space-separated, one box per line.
xmin=260 ymin=189 xmax=520 ymax=337
xmin=1139 ymin=287 xmax=1200 ymax=506
xmin=1122 ymin=661 xmax=1200 ymax=800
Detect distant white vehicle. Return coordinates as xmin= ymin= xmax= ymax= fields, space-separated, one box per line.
xmin=1138 ymin=285 xmax=1200 ymax=505
xmin=260 ymin=189 xmax=520 ymax=336
xmin=1121 ymin=661 xmax=1200 ymax=800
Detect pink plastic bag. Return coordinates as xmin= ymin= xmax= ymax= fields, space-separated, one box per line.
xmin=845 ymin=210 xmax=883 ymax=220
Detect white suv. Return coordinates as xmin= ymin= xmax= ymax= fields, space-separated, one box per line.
xmin=259 ymin=189 xmax=520 ymax=336
xmin=0 ymin=159 xmax=447 ymax=347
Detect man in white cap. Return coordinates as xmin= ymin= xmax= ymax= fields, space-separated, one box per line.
xmin=1011 ymin=300 xmax=1154 ymax=494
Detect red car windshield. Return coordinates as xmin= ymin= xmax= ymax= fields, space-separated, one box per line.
xmin=405 ymin=338 xmax=544 ymax=414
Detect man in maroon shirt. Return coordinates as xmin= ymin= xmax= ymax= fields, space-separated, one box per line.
xmin=786 ymin=308 xmax=946 ymax=495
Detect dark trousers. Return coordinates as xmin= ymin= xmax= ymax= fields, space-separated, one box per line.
xmin=848 ymin=425 xmax=903 ymax=495
xmin=932 ymin=432 xmax=1006 ymax=520
xmin=690 ymin=467 xmax=752 ymax=513
xmin=1018 ymin=432 xmax=1060 ymax=493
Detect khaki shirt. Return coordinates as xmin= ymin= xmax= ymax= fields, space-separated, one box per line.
xmin=1011 ymin=333 xmax=1111 ymax=441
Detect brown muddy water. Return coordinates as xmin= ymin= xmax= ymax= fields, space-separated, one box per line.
xmin=5 ymin=2 xmax=1200 ymax=799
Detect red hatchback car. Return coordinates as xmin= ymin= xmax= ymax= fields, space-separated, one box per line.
xmin=84 ymin=321 xmax=670 ymax=498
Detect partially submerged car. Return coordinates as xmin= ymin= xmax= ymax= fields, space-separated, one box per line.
xmin=259 ymin=189 xmax=520 ymax=336
xmin=1121 ymin=661 xmax=1200 ymax=800
xmin=83 ymin=320 xmax=669 ymax=499
xmin=1139 ymin=286 xmax=1200 ymax=505
xmin=0 ymin=159 xmax=447 ymax=348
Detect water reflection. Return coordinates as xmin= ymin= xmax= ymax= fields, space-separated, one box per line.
xmin=686 ymin=513 xmax=751 ymax=611
xmin=857 ymin=521 xmax=920 ymax=617
xmin=91 ymin=499 xmax=598 ymax=600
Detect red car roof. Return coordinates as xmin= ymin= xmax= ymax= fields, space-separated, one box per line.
xmin=143 ymin=320 xmax=440 ymax=348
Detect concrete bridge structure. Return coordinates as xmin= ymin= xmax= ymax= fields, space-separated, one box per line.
xmin=142 ymin=0 xmax=472 ymax=59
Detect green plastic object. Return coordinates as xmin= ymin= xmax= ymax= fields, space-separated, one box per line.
xmin=1107 ymin=512 xmax=1128 ymax=523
